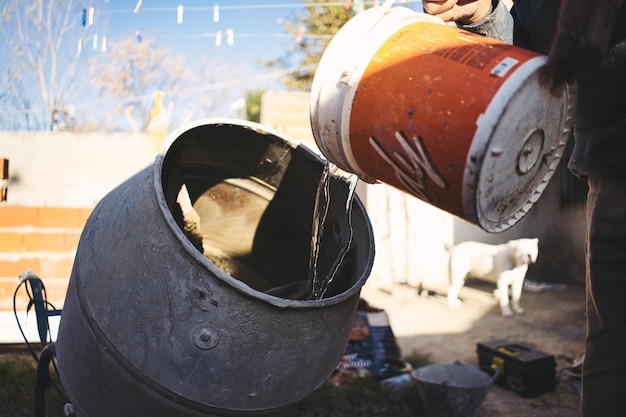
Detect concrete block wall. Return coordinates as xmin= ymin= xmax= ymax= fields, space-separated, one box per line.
xmin=0 ymin=206 xmax=91 ymax=312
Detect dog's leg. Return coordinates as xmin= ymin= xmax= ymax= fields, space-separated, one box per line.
xmin=510 ymin=285 xmax=526 ymax=314
xmin=447 ymin=251 xmax=464 ymax=309
xmin=447 ymin=283 xmax=463 ymax=309
xmin=496 ymin=278 xmax=513 ymax=317
xmin=510 ymin=267 xmax=527 ymax=315
xmin=447 ymin=268 xmax=463 ymax=309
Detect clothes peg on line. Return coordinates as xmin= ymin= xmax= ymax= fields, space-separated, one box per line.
xmin=177 ymin=5 xmax=184 ymax=24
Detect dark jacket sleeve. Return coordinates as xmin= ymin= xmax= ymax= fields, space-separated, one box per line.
xmin=454 ymin=0 xmax=626 ymax=176
xmin=455 ymin=0 xmax=514 ymax=44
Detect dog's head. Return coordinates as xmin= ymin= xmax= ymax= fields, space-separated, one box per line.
xmin=511 ymin=238 xmax=539 ymax=266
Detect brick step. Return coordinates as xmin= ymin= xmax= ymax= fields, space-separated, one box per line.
xmin=0 ymin=251 xmax=75 ymax=277
xmin=0 ymin=206 xmax=92 ymax=228
xmin=0 ymin=228 xmax=82 ymax=252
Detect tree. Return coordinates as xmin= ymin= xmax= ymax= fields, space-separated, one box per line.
xmin=90 ymin=38 xmax=241 ymax=134
xmin=262 ymin=0 xmax=356 ymax=91
xmin=188 ymin=56 xmax=242 ymax=122
xmin=0 ymin=0 xmax=106 ymax=131
xmin=90 ymin=37 xmax=190 ymax=132
xmin=245 ymin=89 xmax=265 ymax=123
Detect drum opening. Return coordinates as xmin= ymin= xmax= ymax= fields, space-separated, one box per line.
xmin=159 ymin=121 xmax=368 ymax=300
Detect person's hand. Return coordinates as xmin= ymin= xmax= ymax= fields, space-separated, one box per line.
xmin=422 ymin=0 xmax=493 ymax=25
xmin=545 ymin=0 xmax=624 ymax=84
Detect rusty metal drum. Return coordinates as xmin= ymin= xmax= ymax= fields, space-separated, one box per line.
xmin=310 ymin=6 xmax=576 ymax=232
xmin=56 ymin=119 xmax=375 ymax=417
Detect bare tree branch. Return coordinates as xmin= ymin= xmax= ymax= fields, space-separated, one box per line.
xmin=0 ymin=0 xmax=105 ymax=130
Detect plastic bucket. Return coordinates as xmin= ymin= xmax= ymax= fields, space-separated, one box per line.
xmin=310 ymin=6 xmax=576 ymax=232
xmin=413 ymin=361 xmax=499 ymax=417
xmin=56 ymin=119 xmax=375 ymax=417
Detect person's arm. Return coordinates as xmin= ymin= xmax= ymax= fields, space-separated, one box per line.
xmin=545 ymin=0 xmax=624 ymax=83
xmin=423 ymin=0 xmax=625 ymax=84
xmin=455 ymin=0 xmax=513 ymax=44
xmin=422 ymin=0 xmax=513 ymax=43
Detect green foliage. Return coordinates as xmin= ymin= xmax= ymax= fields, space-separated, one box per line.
xmin=289 ymin=350 xmax=433 ymax=417
xmin=0 ymin=354 xmax=36 ymax=416
xmin=262 ymin=0 xmax=355 ymax=91
xmin=0 ymin=353 xmax=66 ymax=417
xmin=245 ymin=88 xmax=265 ymax=122
xmin=403 ymin=350 xmax=433 ymax=370
xmin=0 ymin=349 xmax=431 ymax=417
xmin=290 ymin=377 xmax=426 ymax=417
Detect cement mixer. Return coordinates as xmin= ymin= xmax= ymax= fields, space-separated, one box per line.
xmin=55 ymin=119 xmax=375 ymax=417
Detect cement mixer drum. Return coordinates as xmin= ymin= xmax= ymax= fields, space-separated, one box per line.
xmin=56 ymin=119 xmax=375 ymax=417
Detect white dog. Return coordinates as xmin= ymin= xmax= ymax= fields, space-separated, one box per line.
xmin=447 ymin=238 xmax=539 ymax=317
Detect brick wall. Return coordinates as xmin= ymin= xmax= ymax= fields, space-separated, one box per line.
xmin=0 ymin=206 xmax=91 ymax=312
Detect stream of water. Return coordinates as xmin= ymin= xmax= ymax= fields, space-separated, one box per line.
xmin=308 ymin=162 xmax=359 ymax=300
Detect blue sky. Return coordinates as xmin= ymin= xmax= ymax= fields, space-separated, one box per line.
xmin=0 ymin=1 xmax=424 ymax=129
xmin=98 ymin=1 xmax=423 ymax=91
xmin=60 ymin=0 xmax=327 ymax=123
xmin=88 ymin=1 xmax=418 ymax=120
xmin=99 ymin=0 xmax=328 ymax=91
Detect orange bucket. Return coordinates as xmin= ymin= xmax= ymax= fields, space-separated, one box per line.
xmin=310 ymin=6 xmax=576 ymax=232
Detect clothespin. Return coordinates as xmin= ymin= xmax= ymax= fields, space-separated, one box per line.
xmin=88 ymin=7 xmax=95 ymax=26
xmin=133 ymin=0 xmax=143 ymax=14
xmin=177 ymin=5 xmax=184 ymax=24
xmin=77 ymin=38 xmax=83 ymax=54
xmin=213 ymin=4 xmax=220 ymax=23
xmin=226 ymin=29 xmax=234 ymax=46
xmin=295 ymin=26 xmax=305 ymax=43
xmin=101 ymin=36 xmax=107 ymax=52
xmin=136 ymin=30 xmax=143 ymax=42
xmin=81 ymin=8 xmax=87 ymax=26
xmin=92 ymin=34 xmax=98 ymax=50
xmin=215 ymin=30 xmax=222 ymax=47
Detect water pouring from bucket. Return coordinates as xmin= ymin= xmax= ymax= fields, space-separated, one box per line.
xmin=262 ymin=161 xmax=359 ymax=301
xmin=308 ymin=162 xmax=359 ymax=300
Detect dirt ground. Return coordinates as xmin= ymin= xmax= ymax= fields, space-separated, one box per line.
xmin=359 ymin=278 xmax=586 ymax=417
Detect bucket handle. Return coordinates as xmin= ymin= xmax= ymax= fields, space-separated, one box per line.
xmin=482 ymin=365 xmax=500 ymax=387
xmin=452 ymin=360 xmax=500 ymax=387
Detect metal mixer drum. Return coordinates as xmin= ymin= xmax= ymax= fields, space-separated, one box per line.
xmin=56 ymin=119 xmax=375 ymax=417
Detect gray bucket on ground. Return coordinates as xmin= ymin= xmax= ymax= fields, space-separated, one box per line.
xmin=413 ymin=361 xmax=498 ymax=417
xmin=56 ymin=119 xmax=375 ymax=417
